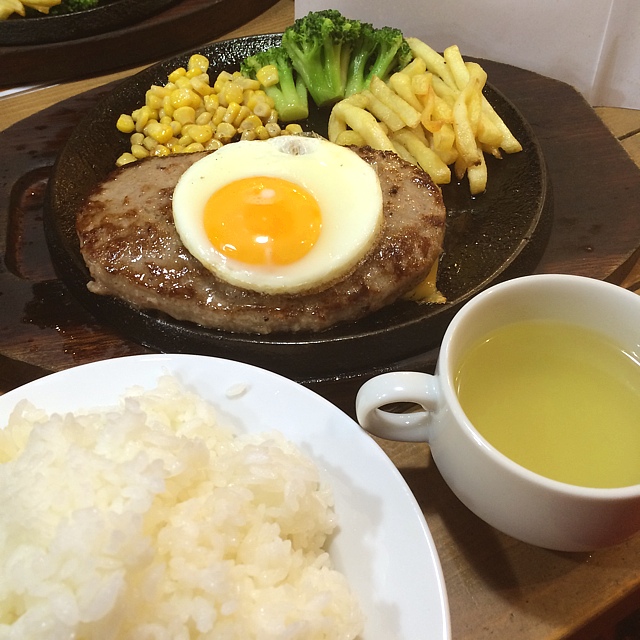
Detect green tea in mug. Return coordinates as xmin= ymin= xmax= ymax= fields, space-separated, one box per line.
xmin=455 ymin=320 xmax=640 ymax=488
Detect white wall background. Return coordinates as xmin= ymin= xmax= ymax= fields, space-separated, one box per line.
xmin=295 ymin=0 xmax=640 ymax=108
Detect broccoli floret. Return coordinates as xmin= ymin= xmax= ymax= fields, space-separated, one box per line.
xmin=281 ymin=9 xmax=362 ymax=108
xmin=241 ymin=46 xmax=309 ymax=123
xmin=344 ymin=21 xmax=378 ymax=98
xmin=49 ymin=0 xmax=101 ymax=14
xmin=345 ymin=25 xmax=414 ymax=97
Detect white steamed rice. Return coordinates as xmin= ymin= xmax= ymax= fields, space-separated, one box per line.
xmin=0 ymin=375 xmax=363 ymax=640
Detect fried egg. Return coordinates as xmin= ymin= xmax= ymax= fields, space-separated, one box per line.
xmin=172 ymin=136 xmax=383 ymax=294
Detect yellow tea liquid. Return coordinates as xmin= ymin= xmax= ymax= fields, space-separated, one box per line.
xmin=455 ymin=320 xmax=640 ymax=488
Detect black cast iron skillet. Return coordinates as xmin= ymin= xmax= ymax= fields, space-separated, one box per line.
xmin=44 ymin=33 xmax=553 ymax=383
xmin=0 ymin=0 xmax=179 ymax=45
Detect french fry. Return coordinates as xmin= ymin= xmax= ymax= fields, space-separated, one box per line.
xmin=476 ymin=113 xmax=504 ymax=148
xmin=452 ymin=83 xmax=481 ymax=166
xmin=481 ymin=98 xmax=523 ymax=153
xmin=327 ymin=109 xmax=347 ymax=144
xmin=390 ymin=137 xmax=418 ymax=165
xmin=411 ymin=72 xmax=432 ymax=97
xmin=430 ymin=76 xmax=458 ymax=112
xmin=334 ymin=130 xmax=366 ymax=147
xmin=391 ymin=128 xmax=451 ymax=184
xmin=406 ymin=37 xmax=457 ymax=89
xmin=465 ymin=63 xmax=487 ymax=130
xmin=420 ymin=90 xmax=437 ymax=131
xmin=432 ymin=123 xmax=458 ymax=165
xmin=467 ymin=151 xmax=488 ymax=195
xmin=443 ymin=45 xmax=470 ymax=91
xmin=362 ymin=90 xmax=406 ymax=132
xmin=388 ymin=72 xmax=424 ymax=112
xmin=370 ymin=76 xmax=422 ymax=128
xmin=327 ymin=37 xmax=522 ymax=193
xmin=480 ymin=142 xmax=503 ymax=158
xmin=400 ymin=56 xmax=428 ymax=77
xmin=432 ymin=93 xmax=454 ymax=123
xmin=330 ymin=100 xmax=396 ymax=151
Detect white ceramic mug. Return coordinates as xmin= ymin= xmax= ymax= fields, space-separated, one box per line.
xmin=355 ymin=274 xmax=640 ymax=551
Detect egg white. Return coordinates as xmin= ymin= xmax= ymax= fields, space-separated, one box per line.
xmin=172 ymin=136 xmax=383 ymax=295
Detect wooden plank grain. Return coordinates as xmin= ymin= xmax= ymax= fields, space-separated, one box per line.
xmin=0 ymin=0 xmax=280 ymax=87
xmin=595 ymin=106 xmax=640 ymax=140
xmin=479 ymin=62 xmax=640 ymax=282
xmin=1 ymin=7 xmax=640 ymax=637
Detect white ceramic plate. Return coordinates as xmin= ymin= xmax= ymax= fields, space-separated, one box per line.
xmin=0 ymin=354 xmax=450 ymax=639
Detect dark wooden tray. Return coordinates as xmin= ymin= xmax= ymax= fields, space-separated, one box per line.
xmin=0 ymin=0 xmax=278 ymax=87
xmin=2 ymin=58 xmax=640 ymax=407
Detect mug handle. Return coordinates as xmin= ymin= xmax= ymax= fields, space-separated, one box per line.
xmin=355 ymin=371 xmax=440 ymax=442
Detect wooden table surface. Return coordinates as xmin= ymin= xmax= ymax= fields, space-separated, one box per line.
xmin=2 ymin=1 xmax=640 ymax=639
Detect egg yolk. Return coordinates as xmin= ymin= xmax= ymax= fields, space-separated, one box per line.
xmin=203 ymin=176 xmax=322 ymax=265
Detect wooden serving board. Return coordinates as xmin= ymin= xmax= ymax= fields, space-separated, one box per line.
xmin=0 ymin=0 xmax=278 ymax=87
xmin=2 ymin=60 xmax=640 ymax=411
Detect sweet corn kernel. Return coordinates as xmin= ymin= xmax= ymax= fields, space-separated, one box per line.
xmin=171 ymin=87 xmax=200 ymax=110
xmin=212 ymin=105 xmax=227 ymax=126
xmin=142 ymin=136 xmax=158 ymax=151
xmin=116 ymin=114 xmax=135 ymax=134
xmin=174 ymin=76 xmax=192 ymax=90
xmin=115 ymin=54 xmax=291 ymax=165
xmin=238 ymin=114 xmax=262 ymax=131
xmin=161 ymin=95 xmax=174 ymax=118
xmin=168 ymin=67 xmax=187 ymax=82
xmin=188 ymin=54 xmax=210 ymax=73
xmin=151 ymin=144 xmax=171 ymax=157
xmin=131 ymin=144 xmax=149 ymax=159
xmin=145 ymin=90 xmax=163 ymax=111
xmin=149 ymin=84 xmax=169 ymax=97
xmin=116 ymin=152 xmax=137 ymax=167
xmin=204 ymin=138 xmax=224 ymax=151
xmin=214 ymin=122 xmax=236 ymax=143
xmin=256 ymin=65 xmax=279 ymax=87
xmin=190 ymin=76 xmax=212 ymax=97
xmin=204 ymin=93 xmax=220 ymax=113
xmin=146 ymin=121 xmax=174 ymax=144
xmin=184 ymin=142 xmax=205 ymax=153
xmin=223 ymin=83 xmax=244 ymax=106
xmin=196 ymin=111 xmax=213 ymax=125
xmin=255 ymin=125 xmax=270 ymax=140
xmin=240 ymin=78 xmax=261 ymax=91
xmin=223 ymin=102 xmax=241 ymax=124
xmin=134 ymin=106 xmax=157 ymax=132
xmin=188 ymin=124 xmax=213 ymax=143
xmin=173 ymin=106 xmax=196 ymax=125
xmin=265 ymin=122 xmax=281 ymax=137
xmin=284 ymin=123 xmax=304 ymax=135
xmin=232 ymin=105 xmax=252 ymax=128
xmin=252 ymin=101 xmax=272 ymax=119
xmin=213 ymin=74 xmax=232 ymax=93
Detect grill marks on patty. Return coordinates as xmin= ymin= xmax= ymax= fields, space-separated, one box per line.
xmin=76 ymin=145 xmax=446 ymax=334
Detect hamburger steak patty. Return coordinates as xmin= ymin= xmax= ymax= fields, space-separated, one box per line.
xmin=76 ymin=145 xmax=446 ymax=334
